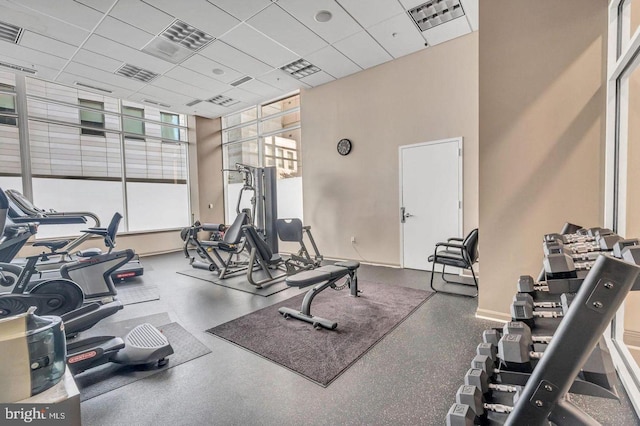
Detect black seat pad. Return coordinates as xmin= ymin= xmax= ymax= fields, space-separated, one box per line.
xmin=32 ymin=240 xmax=69 ymax=251
xmin=285 ymin=265 xmax=350 ymax=288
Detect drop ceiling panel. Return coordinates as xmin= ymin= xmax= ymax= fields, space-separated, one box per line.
xmin=221 ymin=24 xmax=298 ymax=68
xmin=257 ymin=69 xmax=308 ymax=92
xmin=19 ymin=32 xmax=78 ymax=60
xmin=247 ymin=5 xmax=327 ymax=57
xmin=305 ymin=45 xmax=361 ymax=79
xmin=209 ymin=0 xmax=272 ymax=21
xmin=134 ymin=84 xmax=193 ymax=106
xmin=184 ymin=100 xmax=230 ymax=118
xmin=337 ymin=0 xmax=405 ymax=28
xmin=222 ymin=87 xmax=261 ymax=104
xmin=422 ymin=16 xmax=471 ymax=46
xmin=109 ymin=0 xmax=176 ymax=35
xmin=0 ymin=42 xmax=67 ymax=70
xmin=72 ymin=49 xmax=123 ymax=73
xmin=151 ymin=75 xmax=212 ymax=99
xmin=11 ymin=0 xmax=104 ymax=31
xmin=74 ymin=0 xmax=114 ymax=13
xmin=180 ymin=54 xmax=244 ymax=84
xmin=199 ymin=41 xmax=272 ymax=76
xmin=239 ymin=79 xmax=281 ymax=98
xmin=64 ymin=61 xmax=147 ymax=91
xmin=277 ymin=0 xmax=361 ymax=44
xmin=141 ymin=0 xmax=239 ymax=38
xmin=0 ymin=54 xmax=57 ymax=79
xmin=163 ymin=67 xmax=228 ymax=93
xmin=460 ymin=0 xmax=478 ymax=31
xmin=398 ymin=0 xmax=428 ymax=10
xmin=333 ymin=31 xmax=393 ymax=69
xmin=299 ymin=70 xmax=334 ymax=87
xmin=56 ymin=72 xmax=131 ymax=98
xmin=367 ymin=13 xmax=426 ymax=59
xmin=83 ymin=35 xmax=175 ymax=74
xmin=0 ymin=2 xmax=89 ymax=45
xmin=95 ymin=16 xmax=156 ymax=50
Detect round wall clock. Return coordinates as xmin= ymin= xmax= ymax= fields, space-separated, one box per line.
xmin=337 ymin=138 xmax=352 ymax=156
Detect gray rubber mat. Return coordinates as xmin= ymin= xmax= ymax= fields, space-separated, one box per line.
xmin=74 ymin=320 xmax=211 ymax=401
xmin=115 ymin=282 xmax=160 ymax=305
xmin=177 ymin=268 xmax=290 ymax=297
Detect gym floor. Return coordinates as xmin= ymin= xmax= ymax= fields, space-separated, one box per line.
xmin=80 ymin=252 xmax=640 ymax=425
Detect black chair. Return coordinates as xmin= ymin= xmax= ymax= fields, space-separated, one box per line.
xmin=428 ymin=228 xmax=478 ymax=297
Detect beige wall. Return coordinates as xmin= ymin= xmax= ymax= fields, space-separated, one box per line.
xmin=194 ymin=116 xmax=225 ymax=224
xmin=478 ymin=0 xmax=608 ymax=319
xmin=301 ymin=32 xmax=479 ymax=265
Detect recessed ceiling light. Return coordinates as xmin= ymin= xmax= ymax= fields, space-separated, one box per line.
xmin=314 ymin=10 xmax=332 ymax=23
xmin=212 ymin=68 xmax=225 ymax=75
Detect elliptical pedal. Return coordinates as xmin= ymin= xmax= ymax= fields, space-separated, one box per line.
xmin=113 ymin=323 xmax=174 ymax=367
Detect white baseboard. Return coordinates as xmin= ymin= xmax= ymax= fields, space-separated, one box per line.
xmin=475 ymin=308 xmax=510 ymax=323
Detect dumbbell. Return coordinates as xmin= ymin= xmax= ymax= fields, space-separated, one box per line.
xmin=513 ymin=293 xmax=562 ymax=309
xmin=615 ymin=240 xmax=640 ymax=261
xmin=510 ymin=299 xmax=564 ymax=328
xmin=464 ymin=367 xmax=522 ymax=397
xmin=446 ymin=403 xmax=475 ymax=426
xmin=517 ymin=275 xmax=583 ymax=295
xmin=483 ymin=322 xmax=552 ymax=349
xmin=476 ymin=334 xmax=543 ymax=371
xmin=543 ymin=241 xmax=600 ymax=260
xmin=455 ymin=384 xmax=520 ymax=420
xmin=622 ymin=245 xmax=640 ymax=265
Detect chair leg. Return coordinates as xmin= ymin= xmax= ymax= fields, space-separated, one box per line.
xmin=429 ymin=262 xmax=437 ymax=292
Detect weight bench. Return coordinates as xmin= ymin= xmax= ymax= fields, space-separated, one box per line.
xmin=279 ymin=260 xmax=360 ymax=330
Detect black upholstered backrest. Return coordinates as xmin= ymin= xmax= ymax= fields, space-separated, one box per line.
xmin=224 ymin=212 xmax=249 ymax=244
xmin=242 ymin=225 xmax=273 ymax=261
xmin=105 ymin=212 xmax=123 ymax=248
xmin=463 ymin=228 xmax=479 ymax=263
xmin=276 ymin=218 xmax=303 ymax=243
xmin=0 ymin=189 xmax=8 ymax=236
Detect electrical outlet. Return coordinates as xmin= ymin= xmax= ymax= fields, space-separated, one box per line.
xmin=208 ymin=203 xmax=213 ymax=209
xmin=351 ymin=236 xmax=356 ymax=244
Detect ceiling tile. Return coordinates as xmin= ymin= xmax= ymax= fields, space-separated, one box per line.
xmin=0 ymin=42 xmax=67 ymax=70
xmin=299 ymin=70 xmax=334 ymax=87
xmin=109 ymin=0 xmax=175 ymax=35
xmin=221 ymin=24 xmax=298 ymax=68
xmin=151 ymin=75 xmax=216 ymax=99
xmin=56 ymin=72 xmax=131 ymax=98
xmin=222 ymin=87 xmax=261 ymax=104
xmin=141 ymin=0 xmax=239 ymax=38
xmin=367 ymin=13 xmax=426 ymax=59
xmin=20 ymin=32 xmax=78 ymax=60
xmin=305 ymin=45 xmax=361 ymax=79
xmin=247 ymin=4 xmax=327 ymax=57
xmin=336 ymin=0 xmax=405 ymax=28
xmin=421 ymin=16 xmax=471 ymax=46
xmin=64 ymin=61 xmax=147 ymax=91
xmin=209 ymin=0 xmax=272 ymax=21
xmin=134 ymin=84 xmax=194 ymax=106
xmin=72 ymin=49 xmax=123 ymax=73
xmin=95 ymin=16 xmax=155 ymax=50
xmin=0 ymin=1 xmax=89 ymax=45
xmin=83 ymin=35 xmax=175 ymax=74
xmin=238 ymin=79 xmax=281 ymax=98
xmin=184 ymin=100 xmax=229 ymax=118
xmin=460 ymin=0 xmax=478 ymax=31
xmin=199 ymin=41 xmax=272 ymax=76
xmin=0 ymin=51 xmax=59 ymax=77
xmin=333 ymin=31 xmax=393 ymax=69
xmin=180 ymin=54 xmax=244 ymax=84
xmin=257 ymin=69 xmax=308 ymax=92
xmin=277 ymin=0 xmax=361 ymax=44
xmin=398 ymin=0 xmax=426 ymax=10
xmin=11 ymin=0 xmax=104 ymax=31
xmin=164 ymin=66 xmax=228 ymax=93
xmin=74 ymin=0 xmax=114 ymax=13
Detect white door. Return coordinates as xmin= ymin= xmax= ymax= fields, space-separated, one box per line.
xmin=400 ymin=138 xmax=462 ymax=270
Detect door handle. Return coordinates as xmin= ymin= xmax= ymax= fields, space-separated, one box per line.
xmin=405 ymin=212 xmax=413 ymax=218
xmin=401 ymin=207 xmax=413 ymax=223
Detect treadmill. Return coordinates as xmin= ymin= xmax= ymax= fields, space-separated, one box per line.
xmin=3 ymin=189 xmax=143 ymax=282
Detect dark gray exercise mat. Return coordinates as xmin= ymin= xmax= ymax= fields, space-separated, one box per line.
xmin=74 ymin=320 xmax=211 ymax=401
xmin=115 ymin=280 xmax=161 ymax=305
xmin=177 ymin=268 xmax=290 ymax=297
xmin=207 ymin=281 xmax=434 ymax=386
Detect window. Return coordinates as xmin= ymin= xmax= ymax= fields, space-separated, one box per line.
xmin=221 ymin=94 xmax=303 ymax=222
xmin=123 ymin=106 xmax=145 ymax=138
xmin=0 ymin=83 xmax=17 ymax=126
xmin=161 ymin=112 xmax=180 ymax=141
xmin=79 ymin=99 xmax=105 ymax=136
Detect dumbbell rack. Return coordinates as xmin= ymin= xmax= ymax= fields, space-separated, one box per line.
xmin=448 ymin=227 xmax=640 ymax=425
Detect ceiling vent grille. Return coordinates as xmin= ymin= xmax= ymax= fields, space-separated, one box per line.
xmin=115 ymin=64 xmax=159 ymax=83
xmin=0 ymin=20 xmax=24 ymax=44
xmin=230 ymin=76 xmax=253 ymax=87
xmin=143 ymin=99 xmax=171 ymax=108
xmin=186 ymin=99 xmax=202 ymax=107
xmin=0 ymin=60 xmax=36 ymax=74
xmin=408 ymin=0 xmax=465 ymax=31
xmin=207 ymin=95 xmax=239 ymax=107
xmin=281 ymin=59 xmax=320 ymax=79
xmin=74 ymin=81 xmax=113 ymax=93
xmin=160 ymin=20 xmax=214 ymax=51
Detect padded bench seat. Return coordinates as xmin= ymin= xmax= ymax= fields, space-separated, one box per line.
xmin=285 ymin=261 xmax=360 ymax=288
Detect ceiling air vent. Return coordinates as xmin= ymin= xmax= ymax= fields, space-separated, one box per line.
xmin=0 ymin=20 xmax=24 ymax=44
xmin=74 ymin=81 xmax=113 ymax=94
xmin=207 ymin=95 xmax=239 ymax=107
xmin=408 ymin=0 xmax=465 ymax=31
xmin=230 ymin=76 xmax=253 ymax=87
xmin=143 ymin=99 xmax=171 ymax=108
xmin=281 ymin=59 xmax=320 ymax=79
xmin=186 ymin=99 xmax=202 ymax=107
xmin=0 ymin=60 xmax=36 ymax=74
xmin=115 ymin=64 xmax=159 ymax=83
xmin=160 ymin=20 xmax=214 ymax=51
